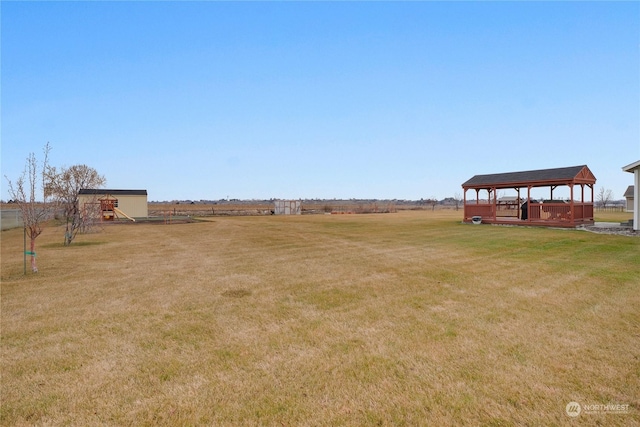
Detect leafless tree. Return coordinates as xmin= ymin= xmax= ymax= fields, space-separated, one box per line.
xmin=597 ymin=187 xmax=614 ymax=209
xmin=45 ymin=164 xmax=106 ymax=245
xmin=453 ymin=192 xmax=462 ymax=211
xmin=5 ymin=143 xmax=52 ymax=272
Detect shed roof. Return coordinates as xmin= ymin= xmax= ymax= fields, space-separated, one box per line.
xmin=462 ymin=165 xmax=596 ymax=189
xmin=79 ymin=189 xmax=147 ymax=196
xmin=624 ymin=185 xmax=634 ymax=198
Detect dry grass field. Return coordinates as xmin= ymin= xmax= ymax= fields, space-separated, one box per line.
xmin=1 ymin=210 xmax=638 ymax=426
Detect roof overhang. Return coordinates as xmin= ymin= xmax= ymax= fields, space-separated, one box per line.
xmin=79 ymin=189 xmax=148 ymax=196
xmin=622 ymin=160 xmax=640 ymax=173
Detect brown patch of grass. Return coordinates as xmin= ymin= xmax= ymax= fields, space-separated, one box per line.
xmin=1 ymin=211 xmax=638 ymax=425
xmin=221 ymin=288 xmax=252 ymax=298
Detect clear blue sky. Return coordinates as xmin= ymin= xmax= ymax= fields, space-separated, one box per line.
xmin=2 ymin=1 xmax=639 ymax=202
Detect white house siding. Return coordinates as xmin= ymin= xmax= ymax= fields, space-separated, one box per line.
xmin=622 ymin=162 xmax=640 ymax=231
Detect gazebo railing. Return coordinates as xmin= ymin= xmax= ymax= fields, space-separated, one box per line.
xmin=528 ymin=203 xmax=566 ymax=220
xmin=464 ymin=202 xmax=594 ymax=223
xmin=571 ymin=203 xmax=594 ymax=222
xmin=464 ymin=204 xmax=494 ymax=220
xmin=528 ymin=202 xmax=593 ymax=222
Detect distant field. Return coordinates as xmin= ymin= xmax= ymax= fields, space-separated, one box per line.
xmin=1 ymin=202 xmax=630 ymax=224
xmin=1 ymin=210 xmax=638 ymax=425
xmin=148 ymin=202 xmax=273 ymax=217
xmin=148 ymin=201 xmax=408 ymax=216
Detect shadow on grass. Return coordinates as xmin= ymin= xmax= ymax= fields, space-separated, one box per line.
xmin=42 ymin=241 xmax=107 ymax=249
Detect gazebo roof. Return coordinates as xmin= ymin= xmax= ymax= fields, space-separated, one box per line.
xmin=462 ymin=165 xmax=596 ymax=189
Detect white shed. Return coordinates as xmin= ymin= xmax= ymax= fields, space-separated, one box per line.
xmin=623 ymin=185 xmax=634 ymax=213
xmin=274 ymin=200 xmax=301 ymax=215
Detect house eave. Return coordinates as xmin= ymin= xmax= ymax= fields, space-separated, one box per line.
xmin=622 ymin=160 xmax=640 ymax=173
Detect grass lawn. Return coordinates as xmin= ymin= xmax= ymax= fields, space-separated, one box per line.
xmin=594 ymin=210 xmax=634 ymax=223
xmin=1 ymin=210 xmax=638 ymax=426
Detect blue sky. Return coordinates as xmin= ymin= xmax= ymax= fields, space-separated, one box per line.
xmin=2 ymin=1 xmax=639 ymax=201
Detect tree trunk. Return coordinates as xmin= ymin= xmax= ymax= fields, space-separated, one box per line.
xmin=30 ymin=237 xmax=38 ymax=273
xmin=64 ymin=217 xmax=72 ymax=246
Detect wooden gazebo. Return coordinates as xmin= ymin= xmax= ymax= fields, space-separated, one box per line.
xmin=462 ymin=165 xmax=596 ymax=228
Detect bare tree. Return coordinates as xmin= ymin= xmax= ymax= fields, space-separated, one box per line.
xmin=453 ymin=193 xmax=462 ymax=211
xmin=45 ymin=164 xmax=106 ymax=245
xmin=597 ymin=187 xmax=614 ymax=209
xmin=5 ymin=143 xmax=52 ymax=272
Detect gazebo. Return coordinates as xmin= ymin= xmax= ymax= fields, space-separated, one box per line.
xmin=462 ymin=165 xmax=596 ymax=228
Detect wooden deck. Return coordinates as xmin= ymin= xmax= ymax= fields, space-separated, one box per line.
xmin=464 ymin=202 xmax=594 ymax=228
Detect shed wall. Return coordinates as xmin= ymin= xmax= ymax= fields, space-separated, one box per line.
xmin=79 ymin=194 xmax=148 ymax=218
xmin=274 ymin=200 xmax=301 ymax=215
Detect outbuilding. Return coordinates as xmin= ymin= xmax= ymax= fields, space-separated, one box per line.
xmin=274 ymin=200 xmax=301 ymax=215
xmin=78 ymin=189 xmax=148 ymax=219
xmin=623 ymin=186 xmax=634 ymax=213
xmin=462 ymin=165 xmax=596 ymax=228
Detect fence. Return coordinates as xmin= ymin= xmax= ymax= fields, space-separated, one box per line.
xmin=595 ymin=206 xmax=625 ymax=212
xmin=1 ymin=209 xmax=23 ymax=230
xmin=1 ymin=207 xmax=65 ymax=230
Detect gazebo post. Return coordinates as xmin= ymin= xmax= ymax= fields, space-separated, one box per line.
xmin=527 ymin=186 xmax=532 ymax=222
xmin=491 ymin=187 xmax=497 ymax=221
xmin=591 ymin=184 xmax=595 ymax=221
xmin=463 ymin=189 xmax=467 ymax=220
xmin=581 ymin=184 xmax=586 ymax=223
xmin=569 ymin=184 xmax=574 ymax=225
